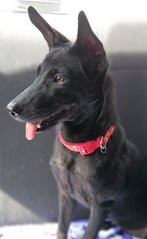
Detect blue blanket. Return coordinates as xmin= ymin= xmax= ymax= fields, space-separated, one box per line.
xmin=69 ymin=221 xmax=135 ymax=239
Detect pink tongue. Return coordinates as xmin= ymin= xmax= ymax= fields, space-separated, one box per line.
xmin=25 ymin=122 xmax=38 ymax=140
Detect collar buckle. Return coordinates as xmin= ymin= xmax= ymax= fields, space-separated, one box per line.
xmin=78 ymin=145 xmax=90 ymax=155
xmin=78 ymin=140 xmax=100 ymax=155
xmin=78 ymin=142 xmax=96 ymax=155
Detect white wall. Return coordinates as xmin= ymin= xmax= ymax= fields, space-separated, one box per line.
xmin=0 ymin=0 xmax=147 ymax=73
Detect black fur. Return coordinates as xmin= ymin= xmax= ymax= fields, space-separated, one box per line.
xmin=7 ymin=7 xmax=147 ymax=239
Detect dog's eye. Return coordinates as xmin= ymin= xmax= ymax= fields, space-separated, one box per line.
xmin=53 ymin=75 xmax=65 ymax=84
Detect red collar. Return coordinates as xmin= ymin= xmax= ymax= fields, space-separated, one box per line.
xmin=58 ymin=126 xmax=115 ymax=156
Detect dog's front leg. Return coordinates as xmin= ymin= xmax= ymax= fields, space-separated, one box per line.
xmin=57 ymin=191 xmax=76 ymax=239
xmin=82 ymin=203 xmax=108 ymax=239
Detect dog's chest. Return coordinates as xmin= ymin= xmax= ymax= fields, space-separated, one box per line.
xmin=50 ymin=149 xmax=111 ymax=207
xmin=50 ymin=157 xmax=93 ymax=206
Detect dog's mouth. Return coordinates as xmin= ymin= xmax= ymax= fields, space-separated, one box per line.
xmin=25 ymin=109 xmax=67 ymax=140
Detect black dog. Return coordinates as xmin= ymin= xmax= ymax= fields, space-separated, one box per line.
xmin=7 ymin=7 xmax=147 ymax=239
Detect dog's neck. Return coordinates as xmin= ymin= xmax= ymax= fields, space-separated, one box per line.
xmin=59 ymin=76 xmax=116 ymax=143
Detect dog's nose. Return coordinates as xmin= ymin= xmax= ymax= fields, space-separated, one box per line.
xmin=7 ymin=101 xmax=21 ymax=118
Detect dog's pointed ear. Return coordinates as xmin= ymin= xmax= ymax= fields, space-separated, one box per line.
xmin=74 ymin=11 xmax=107 ymax=77
xmin=28 ymin=6 xmax=69 ymax=48
xmin=76 ymin=11 xmax=104 ymax=55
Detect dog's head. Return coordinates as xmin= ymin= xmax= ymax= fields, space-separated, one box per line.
xmin=7 ymin=7 xmax=108 ymax=140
